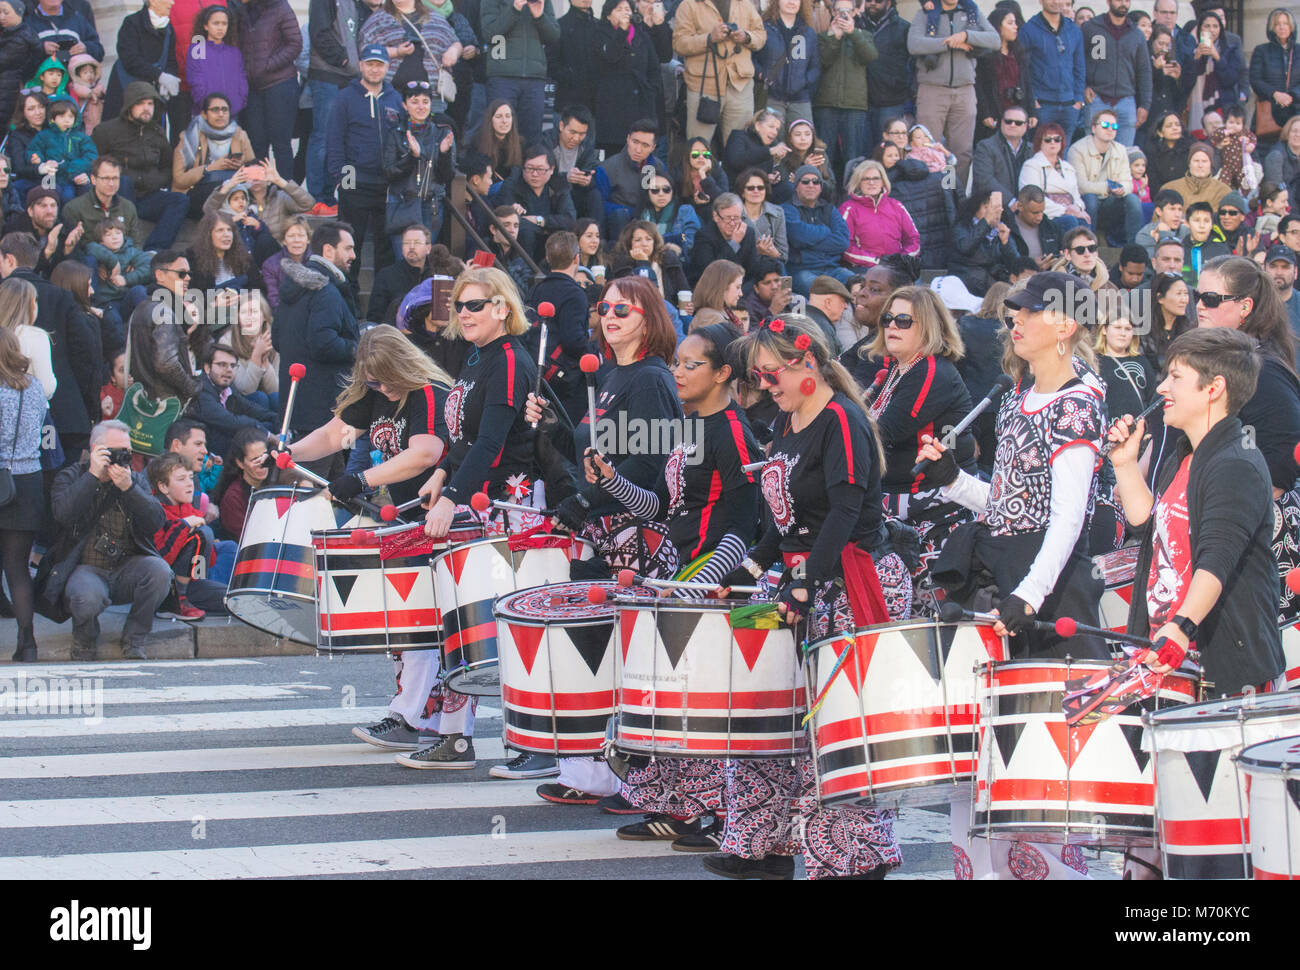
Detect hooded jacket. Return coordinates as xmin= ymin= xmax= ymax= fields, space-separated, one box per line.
xmin=1019 ymin=11 xmax=1084 ymax=104
xmin=325 ymin=77 xmax=402 ymax=190
xmin=90 ymin=81 xmax=172 ymax=196
xmin=862 ymin=4 xmax=911 ymax=108
xmin=24 ymin=53 xmax=65 ymax=97
xmin=906 ymin=0 xmax=997 ymax=90
xmin=480 ymin=0 xmax=560 ymax=80
xmin=838 ymin=191 xmax=920 ymax=267
xmin=272 ymin=255 xmax=360 ymax=432
xmin=28 ymin=120 xmax=97 ymax=185
xmin=1250 ymin=9 xmax=1300 ymax=128
xmin=1081 ymin=14 xmax=1152 ymax=106
xmin=782 ymin=196 xmax=850 ymax=274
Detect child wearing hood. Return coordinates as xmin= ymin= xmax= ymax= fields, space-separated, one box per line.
xmin=203 ymin=179 xmax=274 ymax=257
xmin=23 ymin=54 xmax=65 ymax=99
xmin=908 ymin=124 xmax=957 ymax=174
xmin=66 ymin=52 xmax=105 ymax=134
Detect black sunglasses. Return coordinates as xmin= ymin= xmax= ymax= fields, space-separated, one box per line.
xmin=453 ymin=298 xmax=491 ymax=313
xmin=1003 ymin=117 xmax=1027 ymax=126
xmin=880 ymin=311 xmax=915 ymax=330
xmin=1218 ymin=207 xmax=1242 ymax=216
xmin=798 ymin=177 xmax=822 ymax=186
xmin=1194 ymin=289 xmax=1242 ymax=308
xmin=648 ymin=184 xmax=672 ymax=194
xmin=1071 ymin=243 xmax=1099 ymax=254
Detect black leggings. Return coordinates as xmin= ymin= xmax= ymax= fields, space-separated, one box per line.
xmin=1 ymin=529 xmax=35 ymax=629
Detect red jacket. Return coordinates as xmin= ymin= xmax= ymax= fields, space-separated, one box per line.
xmin=838 ymin=193 xmax=921 ymax=268
xmin=153 ymin=501 xmax=202 ymax=568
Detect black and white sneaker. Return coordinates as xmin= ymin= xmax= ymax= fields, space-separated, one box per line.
xmin=672 ymin=818 xmax=723 ymax=852
xmin=616 ymin=814 xmax=700 ymax=841
xmin=489 ymin=753 xmax=559 ymax=779
xmin=352 ymin=715 xmax=421 ymax=750
xmin=395 ymin=733 xmax=476 ymax=769
xmin=596 ymin=793 xmax=643 ymax=815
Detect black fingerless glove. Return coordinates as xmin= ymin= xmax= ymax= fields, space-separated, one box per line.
xmin=553 ymin=492 xmax=591 ymax=532
xmin=776 ymin=580 xmax=812 ymax=621
xmin=998 ymin=593 xmax=1036 ymax=636
xmin=920 ymin=445 xmax=960 ymax=489
xmin=328 ymin=472 xmax=365 ymax=502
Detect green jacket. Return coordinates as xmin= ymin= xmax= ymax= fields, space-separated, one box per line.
xmin=61 ymin=191 xmax=141 ymax=249
xmin=814 ymin=29 xmax=877 ymax=111
xmin=479 ymin=0 xmax=560 ymax=80
xmin=24 ymin=55 xmax=67 ymax=99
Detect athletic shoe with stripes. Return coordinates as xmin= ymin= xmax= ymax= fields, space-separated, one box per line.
xmin=489 ymin=753 xmax=559 ymax=779
xmin=352 ymin=716 xmax=421 ymax=750
xmin=616 ymin=814 xmax=700 ymax=841
xmin=536 ymin=784 xmax=600 ymax=805
xmin=672 ymin=818 xmax=723 ymax=852
xmin=596 ymin=793 xmax=643 ymax=815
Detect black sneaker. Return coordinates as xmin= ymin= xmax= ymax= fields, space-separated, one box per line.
xmin=702 ymin=853 xmax=795 ymax=880
xmin=617 ymin=814 xmax=700 ymax=841
xmin=71 ymin=641 xmax=96 ymax=662
xmin=536 ymin=783 xmax=600 ymax=805
xmin=352 ymin=715 xmax=421 ymax=750
xmin=489 ymin=753 xmax=559 ymax=779
xmin=672 ymin=819 xmax=723 ymax=852
xmin=120 ymin=640 xmax=146 ymax=660
xmin=394 ymin=734 xmax=476 ymax=769
xmin=596 ymin=793 xmax=643 ymax=815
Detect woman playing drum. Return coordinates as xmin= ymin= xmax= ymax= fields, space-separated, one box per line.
xmin=704 ymin=314 xmax=912 ymax=881
xmin=587 ymin=322 xmax=763 ymax=848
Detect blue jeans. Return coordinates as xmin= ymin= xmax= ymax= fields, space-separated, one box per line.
xmin=1082 ymin=191 xmax=1145 ymax=246
xmin=486 ymin=77 xmax=546 ymax=145
xmin=792 ymin=266 xmax=855 ymax=297
xmin=1036 ymin=103 xmax=1082 ymax=141
xmin=210 ymin=539 xmax=237 ymax=585
xmin=814 ymin=106 xmax=868 ymax=190
xmin=119 ymin=177 xmax=189 ymax=250
xmin=306 ymin=80 xmax=341 ymax=203
xmin=864 ymin=105 xmax=906 ymax=155
xmin=244 ymin=78 xmax=300 ymax=182
xmin=345 ymin=433 xmax=373 ymax=475
xmin=1086 ymin=95 xmax=1138 ymax=148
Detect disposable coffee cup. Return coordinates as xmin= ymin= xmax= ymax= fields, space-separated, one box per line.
xmin=678 ymin=290 xmax=692 ymax=308
xmin=591 ymin=264 xmax=606 ymax=279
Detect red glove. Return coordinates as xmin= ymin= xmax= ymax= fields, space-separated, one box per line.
xmin=1153 ymin=636 xmax=1186 ymax=670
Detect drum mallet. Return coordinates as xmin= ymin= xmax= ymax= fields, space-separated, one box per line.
xmin=532 ymin=301 xmax=554 ymax=428
xmin=1100 ymin=396 xmax=1166 ymax=458
xmin=1285 ymin=566 xmax=1300 ymax=597
xmin=379 ymin=497 xmax=426 ymax=522
xmin=581 ymin=353 xmax=601 ymax=454
xmin=277 ymin=362 xmax=307 ymax=449
xmin=615 ymin=568 xmax=761 ymax=597
xmin=275 ymin=450 xmax=328 ymax=487
xmin=911 ymin=374 xmax=1014 ymax=479
xmin=1039 ymin=616 xmax=1155 ymax=650
xmin=348 ymin=521 xmax=424 ymax=544
xmin=936 ymin=600 xmax=1000 ymax=625
xmin=741 ymin=459 xmax=766 ymax=474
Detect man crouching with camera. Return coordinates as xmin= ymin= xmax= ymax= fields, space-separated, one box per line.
xmin=46 ymin=420 xmax=173 ymax=661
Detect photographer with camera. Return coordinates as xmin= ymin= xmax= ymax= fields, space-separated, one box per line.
xmin=41 ymin=419 xmax=173 ymax=661
xmin=673 ymin=0 xmax=766 ymax=147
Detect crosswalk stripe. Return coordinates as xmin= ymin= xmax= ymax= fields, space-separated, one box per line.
xmin=5 ymin=684 xmax=335 ymax=706
xmin=0 ymin=740 xmax=510 ymax=778
xmin=0 ymin=828 xmax=675 ymax=879
xmin=5 ymin=660 xmax=264 ymax=677
xmin=0 ymin=781 xmax=549 ymax=828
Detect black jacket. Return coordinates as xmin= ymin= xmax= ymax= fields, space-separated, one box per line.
xmin=494 ymin=169 xmax=577 ymax=262
xmin=1143 ymin=133 xmax=1193 ymax=196
xmin=1125 ymin=416 xmax=1285 ymax=696
xmin=13 ymin=267 xmax=99 ymax=436
xmin=0 ymin=23 xmax=38 ymax=132
xmin=92 ymin=81 xmax=174 ymax=197
xmin=185 ymin=373 xmax=276 ymax=458
xmin=592 ymin=16 xmax=667 ymax=150
xmin=723 ymin=127 xmax=775 ymax=185
xmin=368 ymin=259 xmax=428 ymax=324
xmin=547 ymin=4 xmax=600 ymax=112
xmin=975 ymin=45 xmax=1034 ymax=131
xmin=105 ymin=6 xmax=182 ymax=120
xmin=127 ymin=285 xmax=206 ymax=405
xmin=1251 ymin=20 xmax=1300 ymax=129
xmin=273 ymin=255 xmax=360 ymax=433
xmin=971 ymin=134 xmax=1031 ymax=203
xmin=861 ymin=6 xmax=912 ymax=108
xmin=950 ymin=217 xmax=1019 ymax=296
xmin=1009 ymin=212 xmax=1064 ymax=261
xmin=1239 ymin=354 xmax=1300 ymax=492
xmin=525 ymin=270 xmax=591 ymax=424
xmin=688 ymin=220 xmax=759 ymax=283
xmin=887 ymin=159 xmax=953 ymax=270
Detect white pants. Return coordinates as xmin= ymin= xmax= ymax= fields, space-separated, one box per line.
xmin=389 ymin=651 xmax=477 ymax=737
xmin=557 ymin=756 xmax=620 ymax=796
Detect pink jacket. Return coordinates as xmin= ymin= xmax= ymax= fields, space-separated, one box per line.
xmin=838 ymin=193 xmax=921 ymax=268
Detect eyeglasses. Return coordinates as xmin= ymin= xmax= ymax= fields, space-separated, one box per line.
xmin=1003 ymin=118 xmax=1027 ymax=126
xmin=1071 ymin=243 xmax=1099 ymax=254
xmin=1194 ymin=290 xmax=1243 ymax=308
xmin=1218 ymin=208 xmax=1242 ymax=216
xmin=648 ymin=185 xmax=673 ymax=194
xmin=453 ymin=298 xmax=491 ymax=313
xmin=161 ymin=266 xmax=191 ymax=277
xmin=1097 ymin=121 xmax=1119 ymax=131
xmin=1043 ymin=135 xmax=1063 ymax=143
xmin=798 ymin=177 xmax=822 ymax=186
xmin=524 ymin=164 xmax=552 ymax=174
xmin=206 ymin=105 xmax=230 ymax=113
xmin=598 ymin=301 xmax=645 ymax=318
xmin=880 ymin=311 xmax=915 ymax=330
xmin=690 ymin=150 xmax=712 ymax=159
xmin=751 ymin=359 xmax=800 ymax=387
xmin=744 ymin=183 xmax=765 ymax=192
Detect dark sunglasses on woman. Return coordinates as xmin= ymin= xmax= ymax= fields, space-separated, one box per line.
xmin=453 ymin=298 xmax=492 ymax=313
xmin=597 ymin=301 xmax=644 ymax=318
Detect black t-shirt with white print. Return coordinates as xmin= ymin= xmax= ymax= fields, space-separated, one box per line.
xmin=662 ymin=406 xmax=762 ymax=560
xmin=340 ymin=383 xmax=448 ymax=507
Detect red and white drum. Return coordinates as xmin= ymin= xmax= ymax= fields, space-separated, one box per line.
xmin=974 ymin=659 xmax=1201 ymax=847
xmin=614 ymin=599 xmax=806 ymax=758
xmin=496 ymin=581 xmax=656 ymax=755
xmin=311 ymin=526 xmax=480 ymax=654
xmin=805 ymin=619 xmax=1007 ymax=811
xmin=433 ymin=536 xmax=593 ymax=695
xmin=226 ymin=485 xmax=340 ymax=644
xmin=1147 ymin=692 xmax=1300 ymax=878
xmin=1094 ymin=545 xmax=1139 ymax=635
xmin=1237 ymin=734 xmax=1300 ymax=880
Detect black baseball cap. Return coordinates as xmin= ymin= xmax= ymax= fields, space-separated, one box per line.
xmin=1266 ymin=243 xmax=1297 ymax=267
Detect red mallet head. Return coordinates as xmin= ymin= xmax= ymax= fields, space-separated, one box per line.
xmin=350 ymin=529 xmax=375 ymax=545
xmin=617 ymin=568 xmax=636 ymax=588
xmin=587 ymin=585 xmax=608 ymax=605
xmin=289 ymin=363 xmax=306 ymax=381
xmin=380 ymin=505 xmax=398 ymax=522
xmin=1054 ymin=617 xmax=1079 ymax=638
xmin=470 ymin=491 xmax=491 ymax=513
xmin=1293 ymin=441 xmax=1300 ymax=468
xmin=1287 ymin=567 xmax=1300 ymax=597
xmin=538 ymin=301 xmax=555 ymax=318
xmin=580 ymin=353 xmax=600 ymax=374
xmin=275 ymin=452 xmax=294 ymax=470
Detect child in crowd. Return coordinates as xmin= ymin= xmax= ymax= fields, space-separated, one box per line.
xmin=66 ymin=54 xmax=105 ymax=134
xmin=24 ymin=56 xmax=66 ymax=100
xmin=1182 ymin=202 xmax=1230 ymax=284
xmin=184 ymin=5 xmax=248 ymax=118
xmin=908 ymin=124 xmax=955 ymax=174
xmin=85 ymin=217 xmax=152 ymax=311
xmin=100 ymin=349 xmax=126 ymax=419
xmin=28 ymin=99 xmax=97 ymax=202
xmin=211 ymin=184 xmax=274 ymax=256
xmin=1129 ymin=146 xmax=1152 ymax=224
xmin=1210 ymin=105 xmax=1261 ymax=197
xmin=148 ymin=453 xmax=213 ymax=621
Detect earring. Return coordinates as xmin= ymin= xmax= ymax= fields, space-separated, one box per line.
xmin=800 ymin=377 xmax=816 ymax=396
xmin=1057 ymin=339 xmax=1067 ymax=357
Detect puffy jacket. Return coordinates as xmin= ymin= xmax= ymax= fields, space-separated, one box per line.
xmin=234 ymin=0 xmax=302 ymax=90
xmin=261 ymin=246 xmax=305 ymax=310
xmin=862 ymin=6 xmax=911 ymax=108
xmin=1251 ymin=11 xmax=1300 ymax=128
xmin=782 ymin=198 xmax=850 ymax=274
xmin=1080 ymin=16 xmax=1152 ymax=106
xmin=28 ymin=125 xmax=97 ymax=185
xmin=24 ymin=4 xmax=102 ymax=61
xmin=547 ymin=5 xmax=600 ymax=111
xmin=887 ymin=158 xmax=953 ymax=270
xmin=814 ymin=28 xmax=875 ymax=110
xmin=480 ymin=0 xmax=560 ymax=80
xmin=104 ymin=6 xmax=179 ymax=120
xmin=91 ymin=81 xmax=172 ymax=197
xmin=907 ymin=1 xmax=997 ymax=90
xmin=86 ymin=239 xmax=152 ymax=303
xmin=127 ymin=286 xmax=204 ymax=404
xmin=839 ymin=192 xmax=920 ymax=268
xmin=325 ymin=78 xmax=402 ymax=189
xmin=756 ymin=17 xmax=820 ymax=104
xmin=1019 ymin=11 xmax=1083 ymax=105
xmin=0 ymin=24 xmax=38 ymax=130
xmin=272 ymin=255 xmax=360 ymax=432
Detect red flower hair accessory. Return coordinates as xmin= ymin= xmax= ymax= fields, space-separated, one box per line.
xmin=794 ymin=334 xmax=811 ymax=351
xmin=768 ymin=318 xmax=785 ymax=333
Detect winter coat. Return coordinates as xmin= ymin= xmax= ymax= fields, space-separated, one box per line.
xmin=640 ymin=199 xmax=702 ymax=254
xmin=86 ymin=239 xmax=152 ymax=305
xmin=272 ymin=255 xmax=360 ymax=432
xmin=7 ymin=124 xmax=41 ymax=183
xmin=0 ymin=24 xmax=39 ymax=131
xmin=172 ymin=117 xmax=255 ymax=192
xmin=1161 ymin=172 xmax=1231 ymax=212
xmin=1081 ymin=16 xmax=1152 ymax=105
xmin=480 ymin=0 xmax=560 ymax=80
xmin=12 ymin=267 xmax=98 ymax=436
xmin=672 ymin=0 xmax=765 ymax=95
xmin=547 ymin=5 xmax=600 ymax=111
xmin=1019 ymin=11 xmax=1084 ymax=105
xmin=723 ymin=126 xmax=776 ymax=184
xmin=593 ymin=18 xmax=665 ymax=146
xmin=862 ymin=6 xmax=910 ymax=108
xmin=814 ymin=27 xmax=875 ymax=111
xmin=887 ymin=158 xmax=953 ymax=270
xmin=184 ymin=372 xmax=276 ymax=458
xmin=91 ymin=81 xmax=173 ymax=197
xmin=204 ymin=179 xmax=315 ymax=242
xmin=104 ymin=6 xmax=180 ymax=120
xmin=260 ymin=246 xmax=304 ymax=310
xmin=1067 ymin=136 xmax=1132 ymax=198
xmin=975 ymin=45 xmax=1034 ymax=126
xmin=24 ymin=3 xmax=102 ymax=61
xmin=325 ymin=78 xmax=402 ymax=189
xmin=234 ymin=0 xmax=302 ymax=91
xmin=493 ymin=167 xmax=576 ymax=261
xmin=907 ymin=1 xmax=997 ymax=90
xmin=28 ymin=125 xmax=97 ymax=185
xmin=127 ymin=286 xmax=204 ymax=404
xmin=308 ymin=0 xmax=362 ymax=88
xmin=1183 ymin=28 xmax=1246 ymax=109
xmin=1018 ymin=151 xmax=1085 ymax=218
xmin=782 ymin=198 xmax=850 ymax=275
xmin=742 ymin=201 xmax=787 ymax=263
xmin=185 ymin=40 xmax=248 ymax=116
xmin=970 ymin=133 xmax=1031 ymax=202
xmin=1144 ymin=133 xmax=1194 ymax=195
xmin=382 ymin=112 xmax=454 ymax=233
xmin=1251 ymin=12 xmax=1300 ymax=128
xmin=756 ymin=16 xmax=820 ymax=104
xmin=61 ymin=189 xmax=140 ymax=247
xmin=839 ymin=192 xmax=920 ymax=268
xmin=950 ymin=217 xmax=1019 ymax=296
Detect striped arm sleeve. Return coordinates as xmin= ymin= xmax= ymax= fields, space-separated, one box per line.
xmin=601 ymin=470 xmax=661 ymax=520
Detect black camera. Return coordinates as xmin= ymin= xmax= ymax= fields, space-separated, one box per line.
xmin=107 ymin=447 xmax=133 ymax=466
xmin=727 ymin=22 xmax=739 ymax=31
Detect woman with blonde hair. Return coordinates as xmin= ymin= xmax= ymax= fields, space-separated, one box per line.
xmin=0 ymin=277 xmax=55 ymax=402
xmin=689 ymin=259 xmax=744 ymax=330
xmin=217 ymin=291 xmax=280 ymax=411
xmin=839 ymin=159 xmax=921 ymax=270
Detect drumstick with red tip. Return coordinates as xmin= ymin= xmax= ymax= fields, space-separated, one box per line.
xmin=278 ymin=362 xmax=307 ymax=448
xmin=1287 ymin=566 xmax=1300 ymax=596
xmin=911 ymin=374 xmax=1014 ymax=478
xmin=532 ymin=302 xmax=554 ymax=428
xmin=379 ymin=496 xmax=427 ymax=521
xmin=863 ymin=366 xmax=889 ymax=405
xmin=274 ymin=450 xmax=329 ymax=488
xmin=1043 ymin=615 xmax=1154 ymax=650
xmin=616 ymin=568 xmax=761 ymax=596
xmin=348 ymin=520 xmax=425 ymax=544
xmin=581 ymin=353 xmax=601 ymax=455
xmin=471 ymin=491 xmax=543 ymax=516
